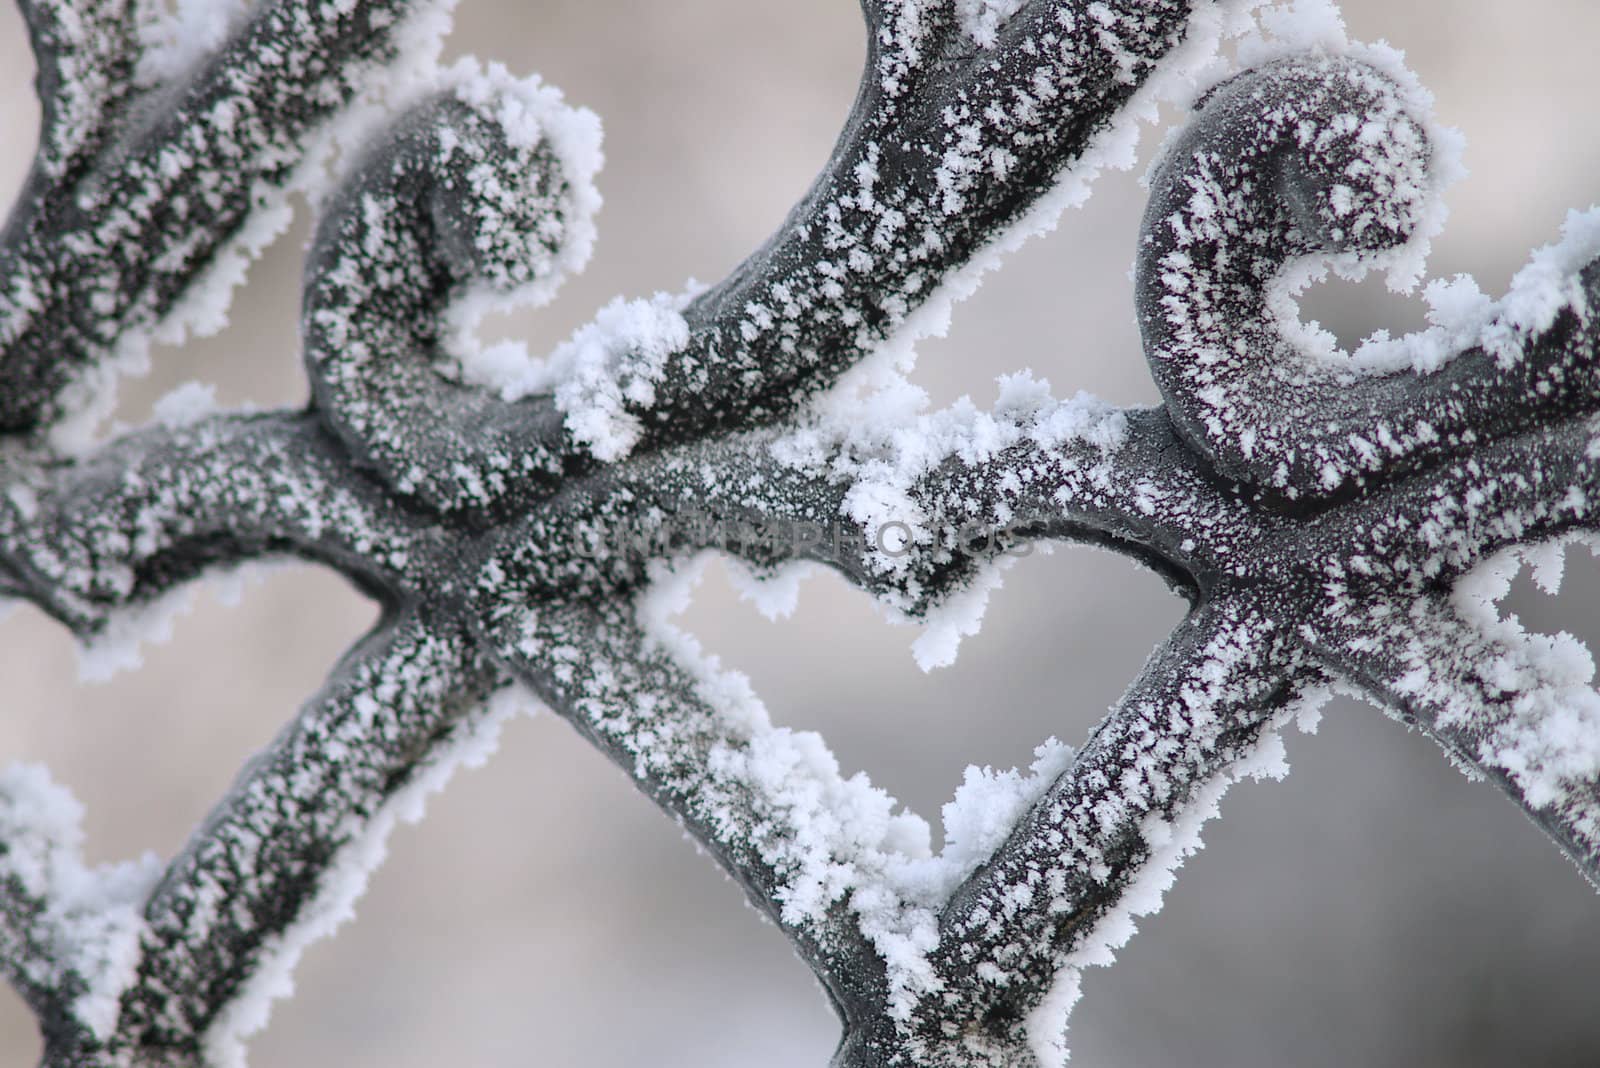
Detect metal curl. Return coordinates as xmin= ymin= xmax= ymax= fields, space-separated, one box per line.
xmin=303 ymin=85 xmax=589 ymax=517
xmin=1137 ymin=56 xmax=1436 ymax=498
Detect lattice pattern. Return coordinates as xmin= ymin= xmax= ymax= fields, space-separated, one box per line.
xmin=0 ymin=2 xmax=1595 ymax=1065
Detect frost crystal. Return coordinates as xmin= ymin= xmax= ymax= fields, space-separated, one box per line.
xmin=2 ymin=2 xmax=1598 ymax=1066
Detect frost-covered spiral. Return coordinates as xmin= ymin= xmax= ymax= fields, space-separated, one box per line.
xmin=1136 ymin=56 xmax=1437 ymax=497
xmin=303 ymin=64 xmax=601 ymax=515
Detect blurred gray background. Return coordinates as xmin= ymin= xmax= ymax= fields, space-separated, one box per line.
xmin=3 ymin=1 xmax=1600 ymax=1065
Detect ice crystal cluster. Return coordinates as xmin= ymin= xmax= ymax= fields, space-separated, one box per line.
xmin=0 ymin=0 xmax=1597 ymax=1065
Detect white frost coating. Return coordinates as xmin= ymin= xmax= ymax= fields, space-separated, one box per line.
xmin=50 ymin=0 xmax=467 ymax=454
xmin=23 ymin=0 xmax=1574 ymax=1057
xmin=547 ymin=292 xmax=694 ymax=462
xmin=0 ymin=763 xmax=163 ymax=1040
xmin=954 ymin=0 xmax=1026 ymax=49
xmin=770 ymin=15 xmax=1278 ymax=666
xmin=1439 ymin=541 xmax=1600 ymax=812
xmin=48 ymin=341 xmax=157 ymax=457
xmin=310 ymin=0 xmax=460 ymax=203
xmin=76 ymin=585 xmax=197 ymax=683
xmin=910 ymin=556 xmax=1012 ymax=671
xmin=74 ymin=560 xmax=293 ymax=683
xmin=145 ymin=195 xmax=297 ymax=349
xmin=1206 ymin=0 xmax=1470 ymax=375
xmin=1215 ymin=1 xmax=1600 ymax=380
xmin=458 ymin=273 xmax=705 ymax=464
xmin=905 ymin=738 xmax=1076 ymax=903
xmin=72 ymin=559 xmax=284 ymax=684
xmin=1476 ymin=209 xmax=1600 ymax=367
xmin=135 ymin=0 xmax=256 ymax=86
xmin=1022 ymin=689 xmax=1326 ymax=1065
xmin=775 ymin=369 xmax=1126 ymax=663
xmin=724 ymin=558 xmax=821 ymax=621
xmin=439 ymin=58 xmax=605 ymax=381
xmin=318 ymin=48 xmax=609 ymax=453
xmin=152 ymin=381 xmax=219 ymax=429
xmin=634 ymin=556 xmax=944 ymax=1008
xmin=1350 ymin=208 xmax=1600 ymax=376
xmin=201 ymin=684 xmax=539 ymax=1068
xmin=785 ymin=373 xmax=1128 ymax=505
xmin=638 ymin=559 xmax=1291 ymax=1027
xmin=792 ymin=0 xmax=1265 ymax=458
xmin=54 ymin=175 xmax=292 ymax=456
xmin=1351 ymin=273 xmax=1497 ymax=375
